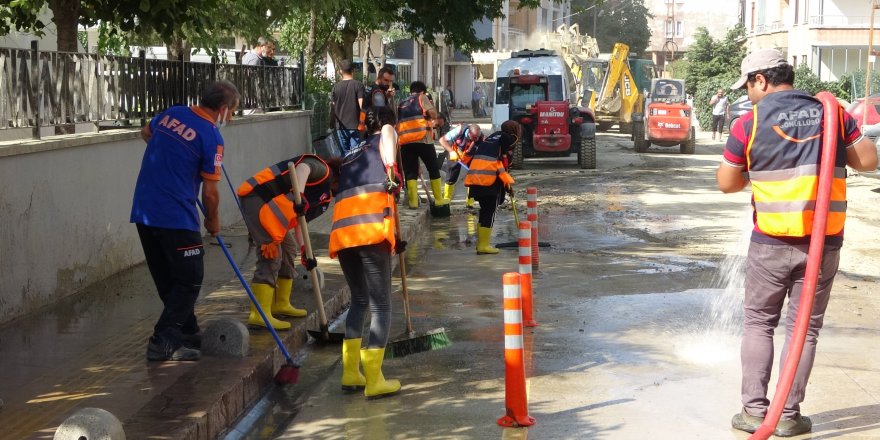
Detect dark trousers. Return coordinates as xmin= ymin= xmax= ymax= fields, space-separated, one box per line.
xmin=445 ymin=160 xmax=463 ymax=185
xmin=741 ymin=241 xmax=840 ymax=419
xmin=401 ymin=142 xmax=442 ymax=181
xmin=712 ymin=114 xmax=725 ymax=133
xmin=137 ymin=224 xmax=204 ymax=349
xmin=338 ymin=242 xmax=393 ymax=348
xmin=476 ymin=193 xmax=504 ymax=228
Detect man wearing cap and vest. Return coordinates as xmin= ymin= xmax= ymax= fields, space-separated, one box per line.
xmin=397 ymin=80 xmax=449 ymax=209
xmin=464 ymin=120 xmax=521 ymax=254
xmin=330 ymin=106 xmax=404 ymax=399
xmin=439 ymin=121 xmax=482 ymax=206
xmin=357 ymin=66 xmax=396 ymax=137
xmin=237 ymin=154 xmax=340 ymax=330
xmin=717 ymin=48 xmax=877 ymax=437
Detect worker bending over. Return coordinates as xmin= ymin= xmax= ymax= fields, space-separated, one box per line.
xmin=439 ymin=120 xmax=482 ymax=206
xmin=237 ymin=154 xmax=340 ymax=330
xmin=464 ymin=120 xmax=521 ymax=254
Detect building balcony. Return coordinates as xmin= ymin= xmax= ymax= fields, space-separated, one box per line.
xmin=808 ymin=15 xmax=872 ymax=28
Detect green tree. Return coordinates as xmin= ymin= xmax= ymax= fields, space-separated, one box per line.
xmin=685 ymin=25 xmax=746 ymax=129
xmin=570 ymin=0 xmax=651 ymax=55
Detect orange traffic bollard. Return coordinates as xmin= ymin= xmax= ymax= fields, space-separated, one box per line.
xmin=518 ymin=221 xmax=537 ymax=327
xmin=526 ymin=187 xmax=539 ymax=273
xmin=497 ymin=272 xmax=536 ymax=428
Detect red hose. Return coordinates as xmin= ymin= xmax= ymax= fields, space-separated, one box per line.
xmin=748 ymin=91 xmax=839 ymax=439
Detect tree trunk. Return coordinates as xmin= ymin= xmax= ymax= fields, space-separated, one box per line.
xmin=50 ymin=0 xmax=80 ymax=134
xmin=51 ymin=0 xmax=81 ymax=53
xmin=166 ymin=39 xmax=191 ymax=61
xmin=305 ymin=5 xmax=317 ymax=76
xmin=326 ymin=26 xmax=357 ymax=74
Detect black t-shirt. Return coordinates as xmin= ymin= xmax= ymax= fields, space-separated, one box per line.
xmin=331 ymin=79 xmax=365 ymax=129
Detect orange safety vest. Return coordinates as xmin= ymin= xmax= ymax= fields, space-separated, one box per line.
xmin=396 ymin=93 xmax=430 ymax=145
xmin=238 ymin=155 xmax=332 ymax=243
xmin=745 ymin=92 xmax=847 ymax=237
xmin=464 ymin=132 xmax=515 ymax=188
xmin=328 ymin=134 xmax=397 ymax=258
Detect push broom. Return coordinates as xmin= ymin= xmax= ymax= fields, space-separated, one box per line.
xmin=196 ymin=200 xmax=300 ymax=384
xmin=384 ymin=166 xmax=451 ymax=359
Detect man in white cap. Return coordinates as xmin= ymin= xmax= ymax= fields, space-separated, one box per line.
xmin=716 ymin=48 xmax=877 ymax=437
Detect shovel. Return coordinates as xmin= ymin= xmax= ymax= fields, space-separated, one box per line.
xmin=288 ymin=161 xmax=344 ymax=344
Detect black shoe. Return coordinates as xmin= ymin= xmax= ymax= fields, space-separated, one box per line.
xmin=181 ymin=333 xmax=202 ymax=350
xmin=146 ymin=337 xmax=201 ymax=362
xmin=731 ymin=410 xmax=764 ymax=433
xmin=774 ymin=415 xmax=812 ymax=437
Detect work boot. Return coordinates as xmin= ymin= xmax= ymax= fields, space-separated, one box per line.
xmin=341 ymin=338 xmax=367 ymax=392
xmin=405 ymin=180 xmax=420 ymax=209
xmin=476 ymin=226 xmax=499 ymax=254
xmin=774 ymin=415 xmax=812 ymax=437
xmin=430 ymin=178 xmax=450 ymax=206
xmin=360 ymin=347 xmax=401 ymax=399
xmin=443 ymin=183 xmax=456 ymax=201
xmin=273 ymin=277 xmax=307 ymax=317
xmin=731 ymin=409 xmax=764 ymax=434
xmin=248 ymin=283 xmax=291 ymax=330
xmin=146 ymin=336 xmax=201 ymax=362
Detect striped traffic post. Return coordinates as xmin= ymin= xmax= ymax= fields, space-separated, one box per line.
xmin=518 ymin=221 xmax=537 ymax=327
xmin=526 ymin=187 xmax=540 ymax=273
xmin=497 ymin=272 xmax=536 ymax=428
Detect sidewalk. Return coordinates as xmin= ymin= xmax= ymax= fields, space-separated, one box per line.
xmin=0 ymin=198 xmax=429 ymax=439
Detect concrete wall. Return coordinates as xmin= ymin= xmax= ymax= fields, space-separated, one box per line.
xmin=0 ymin=111 xmax=312 ymax=325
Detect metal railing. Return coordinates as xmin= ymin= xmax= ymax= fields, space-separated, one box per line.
xmin=0 ymin=43 xmax=303 ymax=138
xmin=808 ymin=15 xmax=871 ymax=27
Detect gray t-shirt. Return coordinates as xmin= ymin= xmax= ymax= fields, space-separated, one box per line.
xmin=331 ymin=79 xmax=365 ymax=129
xmin=712 ymin=96 xmax=729 ymax=116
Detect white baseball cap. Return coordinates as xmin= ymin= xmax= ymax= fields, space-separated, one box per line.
xmin=730 ymin=48 xmax=788 ymax=89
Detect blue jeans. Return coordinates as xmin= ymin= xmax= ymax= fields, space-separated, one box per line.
xmin=336 ymin=129 xmax=360 ymax=155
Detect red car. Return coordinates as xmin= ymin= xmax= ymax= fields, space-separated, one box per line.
xmin=846 ymin=93 xmax=880 ymax=139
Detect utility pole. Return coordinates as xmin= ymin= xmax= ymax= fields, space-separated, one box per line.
xmin=866 ymin=0 xmax=880 ymax=127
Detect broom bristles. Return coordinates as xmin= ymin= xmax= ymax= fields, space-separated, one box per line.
xmin=385 ymin=328 xmax=451 ymax=359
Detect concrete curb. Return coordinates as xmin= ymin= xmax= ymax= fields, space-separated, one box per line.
xmin=122 ymin=205 xmax=430 ymax=440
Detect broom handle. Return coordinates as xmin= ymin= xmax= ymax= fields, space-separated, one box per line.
xmin=388 ymin=166 xmax=415 ymax=335
xmin=288 ymin=162 xmax=331 ymax=337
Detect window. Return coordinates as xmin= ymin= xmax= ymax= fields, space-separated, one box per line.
xmin=665 ymin=20 xmax=674 ymax=38
xmin=676 ymin=20 xmax=684 ymax=37
xmin=666 ymin=20 xmax=684 ymax=38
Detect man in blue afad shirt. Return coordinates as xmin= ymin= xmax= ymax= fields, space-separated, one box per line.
xmin=131 ymin=81 xmax=240 ymax=362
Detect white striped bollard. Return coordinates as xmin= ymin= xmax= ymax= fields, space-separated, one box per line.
xmin=518 ymin=221 xmax=537 ymax=327
xmin=526 ymin=187 xmax=539 ymax=272
xmin=497 ymin=272 xmax=536 ymax=428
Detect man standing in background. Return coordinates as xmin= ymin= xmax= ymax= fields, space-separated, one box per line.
xmin=710 ymin=88 xmax=729 ymax=141
xmin=330 ymin=60 xmax=364 ymax=154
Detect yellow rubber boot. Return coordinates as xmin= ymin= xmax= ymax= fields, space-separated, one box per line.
xmin=405 ymin=180 xmax=420 ymax=209
xmin=465 ymin=187 xmax=475 ymax=209
xmin=431 ymin=178 xmax=450 ymax=206
xmin=360 ymin=347 xmax=401 ymax=398
xmin=273 ymin=277 xmax=307 ymax=317
xmin=248 ymin=283 xmax=291 ymax=330
xmin=341 ymin=339 xmax=367 ymax=392
xmin=443 ymin=183 xmax=456 ymax=201
xmin=476 ymin=226 xmax=499 ymax=254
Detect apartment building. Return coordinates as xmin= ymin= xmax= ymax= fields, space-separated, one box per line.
xmin=744 ymin=0 xmax=880 ymax=84
xmin=645 ymin=0 xmax=742 ymax=72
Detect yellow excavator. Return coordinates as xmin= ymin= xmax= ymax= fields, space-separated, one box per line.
xmin=579 ymin=42 xmax=655 ymax=134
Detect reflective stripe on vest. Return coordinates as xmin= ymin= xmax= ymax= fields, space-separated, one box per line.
xmin=745 ymin=94 xmax=847 ymax=237
xmin=238 ymin=154 xmax=331 ymax=241
xmin=396 ymin=94 xmax=429 ymax=145
xmin=328 ymin=135 xmax=396 ymax=257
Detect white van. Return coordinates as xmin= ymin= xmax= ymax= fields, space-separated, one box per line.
xmin=492 ymin=49 xmax=578 ymax=130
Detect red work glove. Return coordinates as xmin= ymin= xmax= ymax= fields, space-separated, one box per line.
xmin=384 ymin=163 xmax=402 ymax=194
xmin=261 ymin=242 xmax=280 ymax=260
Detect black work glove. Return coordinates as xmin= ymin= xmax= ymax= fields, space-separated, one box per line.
xmin=394 ymin=240 xmax=408 ymax=254
xmin=293 ymin=195 xmax=309 ymax=216
xmin=301 ymin=255 xmax=318 ymax=271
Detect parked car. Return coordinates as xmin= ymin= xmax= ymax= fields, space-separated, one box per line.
xmin=725 ymin=95 xmax=751 ymax=132
xmin=846 ymin=93 xmax=880 ymax=140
